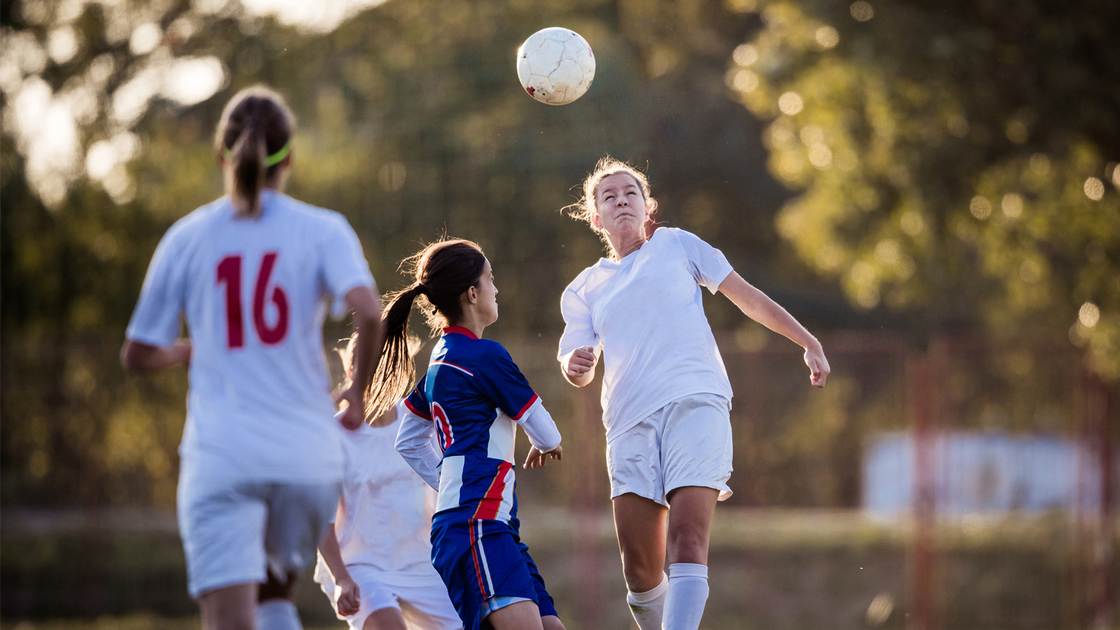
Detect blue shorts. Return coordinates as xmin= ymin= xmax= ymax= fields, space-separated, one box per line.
xmin=431 ymin=518 xmax=557 ymax=630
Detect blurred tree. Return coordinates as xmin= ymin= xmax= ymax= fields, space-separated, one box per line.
xmin=714 ymin=0 xmax=1120 ymax=377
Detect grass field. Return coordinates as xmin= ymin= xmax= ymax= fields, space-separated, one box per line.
xmin=2 ymin=508 xmax=1115 ymax=630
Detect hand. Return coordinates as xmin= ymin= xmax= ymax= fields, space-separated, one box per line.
xmin=523 ymin=444 xmax=562 ymax=469
xmin=804 ymin=341 xmax=830 ymax=388
xmin=564 ymin=346 xmax=597 ymax=380
xmin=334 ymin=386 xmax=364 ymax=430
xmin=334 ymin=575 xmax=361 ymax=617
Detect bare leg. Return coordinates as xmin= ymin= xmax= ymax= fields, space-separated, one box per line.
xmin=612 ymin=492 xmax=668 ymax=592
xmin=199 ymin=582 xmax=257 ymax=630
xmin=485 ymin=600 xmax=544 ymax=630
xmin=363 ymin=607 xmax=407 ymax=630
xmin=665 ymin=486 xmax=718 ymax=565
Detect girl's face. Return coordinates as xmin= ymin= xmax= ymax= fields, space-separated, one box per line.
xmin=472 ymin=259 xmax=499 ymax=326
xmin=593 ymin=172 xmax=650 ymax=239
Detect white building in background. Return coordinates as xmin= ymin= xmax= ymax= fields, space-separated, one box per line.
xmin=863 ymin=431 xmax=1106 ymax=515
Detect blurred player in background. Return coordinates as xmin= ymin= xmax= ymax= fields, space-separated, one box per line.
xmin=314 ymin=337 xmax=461 ymax=630
xmin=363 ymin=239 xmax=566 ymax=630
xmin=558 ymin=157 xmax=830 ymax=630
xmin=121 ymin=85 xmax=382 ymax=630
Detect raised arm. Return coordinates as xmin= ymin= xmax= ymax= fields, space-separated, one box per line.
xmin=718 ymin=271 xmax=830 ymax=387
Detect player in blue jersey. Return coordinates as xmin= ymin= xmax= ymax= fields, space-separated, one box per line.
xmin=359 ymin=239 xmax=565 ymax=630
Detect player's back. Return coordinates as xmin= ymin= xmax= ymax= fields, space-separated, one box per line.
xmin=128 ymin=190 xmax=374 ymax=484
xmin=404 ymin=327 xmax=540 ymax=527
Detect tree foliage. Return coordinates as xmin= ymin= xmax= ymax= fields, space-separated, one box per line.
xmin=723 ymin=0 xmax=1120 ymax=376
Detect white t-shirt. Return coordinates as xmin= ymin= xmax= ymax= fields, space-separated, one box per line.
xmin=315 ymin=418 xmax=438 ymax=576
xmin=126 ymin=191 xmax=375 ymax=485
xmin=558 ymin=227 xmax=734 ymax=443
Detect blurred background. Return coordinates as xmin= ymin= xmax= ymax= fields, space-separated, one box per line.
xmin=1 ymin=0 xmax=1117 ymax=628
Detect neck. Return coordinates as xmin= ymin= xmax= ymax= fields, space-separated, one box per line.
xmin=608 ymin=229 xmax=646 ymax=260
xmin=449 ymin=316 xmax=486 ymax=340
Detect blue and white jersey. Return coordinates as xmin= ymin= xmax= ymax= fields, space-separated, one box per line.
xmin=404 ymin=326 xmax=539 ymax=527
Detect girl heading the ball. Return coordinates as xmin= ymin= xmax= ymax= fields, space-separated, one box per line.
xmin=363 ymin=239 xmax=566 ymax=630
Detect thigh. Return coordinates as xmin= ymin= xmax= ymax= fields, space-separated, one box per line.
xmin=178 ymin=477 xmax=268 ymax=598
xmin=611 ymin=493 xmax=668 ymax=592
xmin=363 ymin=606 xmax=407 ymax=630
xmin=661 ymin=395 xmax=733 ymax=502
xmin=264 ymin=481 xmax=340 ymax=577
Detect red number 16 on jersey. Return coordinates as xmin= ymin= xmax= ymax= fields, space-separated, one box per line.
xmin=216 ymin=252 xmax=290 ymax=349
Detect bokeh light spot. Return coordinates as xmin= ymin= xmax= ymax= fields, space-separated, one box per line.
xmin=733 ymin=44 xmax=758 ymax=66
xmin=850 ymin=1 xmax=875 ymax=22
xmin=1079 ymin=302 xmax=1100 ymax=328
xmin=969 ymin=196 xmax=991 ymax=220
xmin=130 ymin=23 xmax=162 ymax=56
xmin=1083 ymin=177 xmax=1104 ymax=200
xmin=778 ymin=91 xmax=804 ymax=115
xmin=1029 ymin=153 xmax=1050 ymax=176
xmin=815 ymin=26 xmax=840 ymax=49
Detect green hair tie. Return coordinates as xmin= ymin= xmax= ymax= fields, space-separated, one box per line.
xmin=220 ymin=140 xmax=292 ymax=167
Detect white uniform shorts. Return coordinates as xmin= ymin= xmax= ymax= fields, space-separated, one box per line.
xmin=177 ymin=475 xmax=339 ymax=598
xmin=318 ymin=564 xmax=463 ymax=630
xmin=607 ymin=393 xmax=733 ymax=506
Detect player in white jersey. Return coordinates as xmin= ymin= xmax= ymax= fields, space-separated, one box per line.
xmin=557 ymin=157 xmax=830 ymax=630
xmin=314 ymin=402 xmax=462 ymax=630
xmin=122 ymin=86 xmax=383 ymax=630
xmin=315 ymin=340 xmax=461 ymax=630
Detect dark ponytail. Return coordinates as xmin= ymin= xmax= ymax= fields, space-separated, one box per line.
xmin=215 ymin=85 xmax=294 ymax=216
xmin=359 ymin=239 xmax=487 ymax=421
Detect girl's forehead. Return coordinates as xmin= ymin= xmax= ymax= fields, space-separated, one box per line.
xmin=597 ymin=172 xmax=641 ymax=194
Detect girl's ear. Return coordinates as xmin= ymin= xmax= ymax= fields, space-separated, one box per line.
xmin=591 ymin=212 xmax=601 ymax=229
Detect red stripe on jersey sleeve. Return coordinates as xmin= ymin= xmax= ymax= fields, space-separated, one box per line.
xmin=404 ymin=398 xmax=431 ymax=420
xmin=511 ymin=393 xmax=540 ymax=421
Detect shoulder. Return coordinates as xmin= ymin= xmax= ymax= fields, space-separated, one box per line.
xmin=477 ymin=338 xmax=513 ymax=362
xmin=159 ymin=198 xmax=230 ymax=249
xmin=563 ymin=261 xmax=605 ymax=295
xmin=267 ymin=192 xmax=354 ymax=232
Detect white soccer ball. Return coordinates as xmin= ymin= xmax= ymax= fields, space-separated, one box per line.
xmin=516 ymin=27 xmax=596 ymax=106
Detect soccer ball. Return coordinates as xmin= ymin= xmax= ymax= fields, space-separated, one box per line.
xmin=516 ymin=28 xmax=595 ymax=106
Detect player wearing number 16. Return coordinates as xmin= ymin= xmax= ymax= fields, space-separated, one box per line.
xmin=121 ymin=85 xmax=383 ymax=630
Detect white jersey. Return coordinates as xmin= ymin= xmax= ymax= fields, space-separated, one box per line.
xmin=558 ymin=227 xmax=734 ymax=443
xmin=315 ymin=417 xmax=439 ymax=576
xmin=126 ymin=190 xmax=375 ymax=485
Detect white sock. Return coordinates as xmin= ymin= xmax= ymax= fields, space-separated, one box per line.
xmin=256 ymin=599 xmax=303 ymax=630
xmin=626 ymin=572 xmax=668 ymax=630
xmin=663 ymin=563 xmax=709 ymax=630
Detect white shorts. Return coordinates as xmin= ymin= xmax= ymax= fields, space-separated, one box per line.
xmin=607 ymin=393 xmax=733 ymax=506
xmin=177 ymin=475 xmax=339 ymax=598
xmin=318 ymin=564 xmax=462 ymax=630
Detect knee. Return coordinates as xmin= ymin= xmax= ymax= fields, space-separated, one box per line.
xmin=621 ymin=556 xmax=664 ymax=592
xmin=667 ymin=522 xmax=709 ymax=562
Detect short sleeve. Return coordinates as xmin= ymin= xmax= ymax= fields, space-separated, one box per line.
xmin=476 ymin=344 xmax=539 ymax=421
xmin=404 ymin=375 xmax=431 ymax=420
xmin=321 ymin=214 xmax=376 ymax=319
xmin=557 ymin=279 xmax=600 ymax=360
xmin=126 ymin=227 xmax=188 ymax=347
xmin=675 ymin=229 xmax=734 ymax=294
